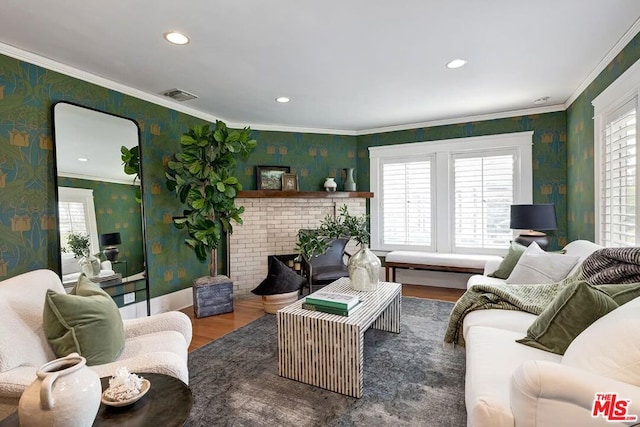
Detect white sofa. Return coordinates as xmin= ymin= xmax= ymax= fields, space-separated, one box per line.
xmin=0 ymin=269 xmax=192 ymax=419
xmin=462 ymin=240 xmax=640 ymax=427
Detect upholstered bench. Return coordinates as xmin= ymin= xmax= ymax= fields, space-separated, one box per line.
xmin=384 ymin=251 xmax=502 ymax=282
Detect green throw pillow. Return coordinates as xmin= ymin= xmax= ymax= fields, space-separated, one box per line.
xmin=596 ymin=282 xmax=640 ymax=305
xmin=43 ymin=274 xmax=125 ymax=365
xmin=488 ymin=241 xmax=527 ymax=279
xmin=516 ymin=281 xmax=619 ymax=355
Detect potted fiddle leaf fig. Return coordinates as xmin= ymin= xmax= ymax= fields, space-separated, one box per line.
xmin=166 ymin=121 xmax=256 ymax=275
xmin=165 ymin=121 xmax=256 ymax=317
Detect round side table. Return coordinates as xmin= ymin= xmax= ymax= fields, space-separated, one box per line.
xmin=0 ymin=373 xmax=192 ymax=427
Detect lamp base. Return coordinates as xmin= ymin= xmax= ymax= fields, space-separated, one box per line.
xmin=103 ymin=247 xmax=119 ymax=262
xmin=514 ymin=233 xmax=550 ymax=251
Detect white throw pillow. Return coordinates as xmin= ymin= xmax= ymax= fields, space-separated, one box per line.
xmin=562 ymin=296 xmax=640 ymax=386
xmin=506 ymin=242 xmax=579 ymax=284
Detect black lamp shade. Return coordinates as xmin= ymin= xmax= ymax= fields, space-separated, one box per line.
xmin=100 ymin=232 xmax=121 ymax=246
xmin=510 ymin=204 xmax=557 ymax=231
xmin=100 ymin=232 xmax=121 ymax=262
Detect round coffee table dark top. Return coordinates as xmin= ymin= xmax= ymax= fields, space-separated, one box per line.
xmin=0 ymin=373 xmax=192 ymax=427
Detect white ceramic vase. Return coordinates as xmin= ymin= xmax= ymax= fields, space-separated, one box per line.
xmin=323 ymin=177 xmax=337 ymax=192
xmin=18 ymin=353 xmax=101 ymax=427
xmin=348 ymin=244 xmax=381 ymax=292
xmin=79 ymin=255 xmax=100 ymax=278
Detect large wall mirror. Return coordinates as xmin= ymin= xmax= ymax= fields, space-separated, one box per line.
xmin=53 ymin=102 xmax=149 ymax=315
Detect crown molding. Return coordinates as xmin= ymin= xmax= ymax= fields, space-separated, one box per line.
xmin=564 ymin=17 xmax=640 ymax=109
xmin=354 ymin=105 xmax=565 ymax=136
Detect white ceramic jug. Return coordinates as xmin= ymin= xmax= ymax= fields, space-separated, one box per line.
xmin=18 ymin=353 xmax=101 ymax=427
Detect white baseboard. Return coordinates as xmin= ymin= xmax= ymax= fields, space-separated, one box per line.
xmin=119 ymin=288 xmax=194 ymax=320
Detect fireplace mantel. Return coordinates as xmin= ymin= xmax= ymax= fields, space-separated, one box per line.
xmin=238 ymin=191 xmax=373 ymax=199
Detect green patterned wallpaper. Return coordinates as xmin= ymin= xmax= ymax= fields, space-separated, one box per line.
xmin=357 ymin=113 xmax=568 ymax=250
xmin=57 ymin=177 xmax=144 ymax=276
xmin=566 ymin=33 xmax=640 ymax=241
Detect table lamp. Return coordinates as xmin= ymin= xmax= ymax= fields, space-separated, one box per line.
xmin=100 ymin=232 xmax=122 ymax=262
xmin=509 ymin=204 xmax=557 ymax=250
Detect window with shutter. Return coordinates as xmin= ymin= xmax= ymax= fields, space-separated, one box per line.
xmin=453 ymin=152 xmax=514 ymax=250
xmin=369 ymin=132 xmax=532 ymax=254
xmin=57 ymin=187 xmax=100 ymax=255
xmin=382 ymin=159 xmax=433 ymax=248
xmin=598 ymin=98 xmax=637 ymax=246
xmin=593 ymin=61 xmax=640 ymax=248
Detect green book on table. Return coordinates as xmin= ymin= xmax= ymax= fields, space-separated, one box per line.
xmin=305 ymin=291 xmax=360 ymax=310
xmin=302 ymin=301 xmax=363 ymax=316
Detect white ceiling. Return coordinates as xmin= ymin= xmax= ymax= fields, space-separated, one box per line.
xmin=2 ymin=1 xmax=640 ymax=134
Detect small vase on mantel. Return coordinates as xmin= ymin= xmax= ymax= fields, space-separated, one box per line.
xmin=343 ymin=168 xmax=356 ymax=191
xmin=324 ymin=177 xmax=337 ymax=192
xmin=348 ymin=244 xmax=381 ymax=292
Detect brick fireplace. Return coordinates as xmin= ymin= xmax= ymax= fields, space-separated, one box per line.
xmin=229 ymin=192 xmax=370 ymax=295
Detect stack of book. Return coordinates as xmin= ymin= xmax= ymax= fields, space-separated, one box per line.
xmin=302 ymin=291 xmax=362 ymax=316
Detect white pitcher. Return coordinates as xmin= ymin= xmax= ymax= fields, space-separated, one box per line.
xmin=18 ymin=353 xmax=101 ymax=427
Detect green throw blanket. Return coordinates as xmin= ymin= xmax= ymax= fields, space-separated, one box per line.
xmin=444 ymin=247 xmax=640 ymax=346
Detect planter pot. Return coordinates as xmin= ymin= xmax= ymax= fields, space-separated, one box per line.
xmin=261 ymin=290 xmax=299 ymax=314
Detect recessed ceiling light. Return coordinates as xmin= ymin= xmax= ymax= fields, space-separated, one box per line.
xmin=446 ymin=59 xmax=467 ymax=69
xmin=533 ymin=96 xmax=550 ymax=105
xmin=77 ymin=157 xmax=88 ymax=162
xmin=164 ymin=31 xmax=190 ymax=45
xmin=275 ymin=97 xmax=290 ymax=103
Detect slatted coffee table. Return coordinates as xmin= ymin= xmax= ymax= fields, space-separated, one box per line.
xmin=277 ymin=277 xmax=401 ymax=398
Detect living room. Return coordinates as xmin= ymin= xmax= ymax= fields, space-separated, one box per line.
xmin=2 ymin=2 xmax=640 ymax=426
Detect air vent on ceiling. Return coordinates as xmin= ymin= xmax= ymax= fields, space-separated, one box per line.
xmin=161 ymin=88 xmax=198 ymax=102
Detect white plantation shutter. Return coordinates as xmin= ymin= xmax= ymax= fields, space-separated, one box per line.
xmin=382 ymin=159 xmax=433 ymax=248
xmin=57 ymin=187 xmax=100 ymax=253
xmin=600 ymin=98 xmax=637 ymax=247
xmin=58 ymin=201 xmax=89 ymax=242
xmin=453 ymin=152 xmax=514 ymax=249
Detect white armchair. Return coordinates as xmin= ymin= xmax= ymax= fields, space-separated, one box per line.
xmin=0 ymin=269 xmax=192 ymax=419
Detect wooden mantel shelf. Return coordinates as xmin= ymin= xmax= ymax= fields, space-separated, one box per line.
xmin=238 ymin=190 xmax=374 ymax=199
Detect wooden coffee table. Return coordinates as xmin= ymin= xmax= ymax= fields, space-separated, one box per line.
xmin=277 ymin=277 xmax=401 ymax=398
xmin=0 ymin=373 xmax=192 ymax=427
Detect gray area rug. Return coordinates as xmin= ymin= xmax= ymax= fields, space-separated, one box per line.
xmin=187 ymin=297 xmax=466 ymax=426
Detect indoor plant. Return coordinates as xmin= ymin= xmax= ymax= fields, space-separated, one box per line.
xmin=64 ymin=232 xmax=100 ymax=277
xmin=295 ymin=205 xmax=380 ymax=291
xmin=165 ymin=121 xmax=256 ymax=315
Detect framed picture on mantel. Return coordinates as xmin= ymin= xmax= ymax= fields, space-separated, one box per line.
xmin=256 ymin=166 xmax=290 ymax=190
xmin=282 ymin=173 xmax=298 ymax=191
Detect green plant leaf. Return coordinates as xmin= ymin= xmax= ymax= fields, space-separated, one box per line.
xmin=216 ymin=182 xmax=225 ymax=192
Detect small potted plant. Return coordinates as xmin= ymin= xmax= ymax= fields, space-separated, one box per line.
xmin=295 ymin=205 xmax=380 ymax=292
xmin=64 ymin=232 xmax=100 ymax=277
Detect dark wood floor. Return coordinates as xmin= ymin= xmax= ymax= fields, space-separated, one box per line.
xmin=181 ymin=284 xmax=465 ymax=352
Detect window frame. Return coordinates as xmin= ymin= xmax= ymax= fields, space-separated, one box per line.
xmin=57 ymin=186 xmax=100 ymax=257
xmin=593 ymin=59 xmax=640 ymax=247
xmin=369 ymin=131 xmax=533 ymax=254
